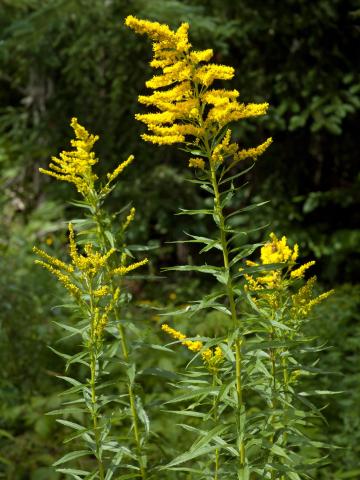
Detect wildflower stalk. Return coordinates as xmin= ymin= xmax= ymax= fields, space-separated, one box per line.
xmin=212 ymin=373 xmax=220 ymax=479
xmin=208 ymin=159 xmax=245 ymax=467
xmin=244 ymin=233 xmax=335 ymax=477
xmin=89 ymin=182 xmax=148 ymax=480
xmin=35 ymin=118 xmax=149 ymax=477
xmin=87 ymin=279 xmax=105 ymax=479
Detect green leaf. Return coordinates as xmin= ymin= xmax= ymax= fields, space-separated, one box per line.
xmin=163 ymin=264 xmax=225 ymax=281
xmin=46 ymin=407 xmax=86 ymax=416
xmin=219 ymin=162 xmax=255 ymax=185
xmin=136 ymin=398 xmax=150 ymax=436
xmin=56 ymin=419 xmax=84 ymax=431
xmin=176 ymin=208 xmax=213 ymax=216
xmin=53 ymin=450 xmax=90 ymax=466
xmin=56 ymin=468 xmax=90 ymax=476
xmin=165 ymin=386 xmax=219 ymax=404
xmin=126 ymin=364 xmax=136 ymax=385
xmin=226 ymin=200 xmax=270 ymax=219
xmin=57 ymin=376 xmax=82 ymax=387
xmin=163 ymin=445 xmax=217 ymax=469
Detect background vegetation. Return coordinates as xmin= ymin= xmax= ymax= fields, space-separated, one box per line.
xmin=0 ymin=0 xmax=359 ymax=478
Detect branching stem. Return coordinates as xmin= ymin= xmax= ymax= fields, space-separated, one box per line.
xmin=208 ymin=160 xmax=246 ymax=468
xmin=88 ymin=281 xmax=105 ymax=480
xmin=93 ymin=206 xmax=147 ymax=480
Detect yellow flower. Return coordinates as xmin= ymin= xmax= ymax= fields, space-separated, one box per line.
xmin=260 ymin=233 xmax=294 ymax=264
xmin=68 ymin=223 xmax=116 ymax=277
xmin=244 ymin=233 xmax=335 ymax=321
xmin=126 ymin=16 xmax=271 ymax=168
xmin=39 ymin=118 xmax=99 ymax=197
xmin=189 ymin=157 xmax=205 ymax=169
xmin=112 ymin=258 xmax=148 ymax=276
xmin=235 ymin=137 xmax=273 ymax=163
xmin=106 ymin=155 xmax=134 ymax=184
xmin=123 ymin=207 xmax=136 ymax=231
xmin=290 ymin=261 xmax=316 ymax=279
xmin=161 ymin=323 xmax=223 ymax=370
xmin=34 ymin=259 xmax=80 ymax=298
xmin=95 ymin=288 xmax=120 ymax=339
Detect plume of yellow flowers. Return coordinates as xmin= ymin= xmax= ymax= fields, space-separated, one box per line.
xmin=125 ymin=16 xmax=272 ymax=167
xmin=244 ymin=233 xmax=334 ymax=317
xmin=34 ymin=224 xmax=148 ymax=339
xmin=35 ymin=224 xmax=147 ymax=281
xmin=39 ymin=118 xmax=99 ymax=196
xmin=161 ymin=323 xmax=223 ymax=371
xmin=39 ymin=118 xmax=134 ymax=198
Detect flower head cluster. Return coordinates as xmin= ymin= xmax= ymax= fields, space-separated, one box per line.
xmin=125 ymin=15 xmax=272 ymax=168
xmin=161 ymin=323 xmax=223 ymax=371
xmin=40 ymin=118 xmax=135 ymax=199
xmin=39 ymin=118 xmax=99 ymax=196
xmin=244 ymin=233 xmax=334 ymax=318
xmin=35 ymin=224 xmax=147 ymax=282
xmin=34 ymin=224 xmax=148 ymax=341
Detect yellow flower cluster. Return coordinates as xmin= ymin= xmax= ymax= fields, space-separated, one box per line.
xmin=291 ymin=277 xmax=334 ymax=317
xmin=34 ymin=224 xmax=148 ymax=294
xmin=39 ymin=118 xmax=99 ymax=196
xmin=125 ymin=15 xmax=272 ymax=167
xmin=161 ymin=323 xmax=223 ymax=370
xmin=290 ymin=261 xmax=316 ymax=279
xmin=94 ymin=287 xmax=120 ymax=339
xmin=260 ymin=232 xmax=298 ymax=265
xmin=244 ymin=233 xmax=334 ymax=317
xmin=68 ymin=224 xmax=116 ymax=277
xmin=122 ymin=207 xmax=136 ymax=232
xmin=40 ymin=118 xmax=135 ymax=199
xmin=188 ymin=157 xmax=205 ymax=169
xmin=112 ymin=258 xmax=148 ymax=276
xmin=33 ymin=252 xmax=80 ymax=298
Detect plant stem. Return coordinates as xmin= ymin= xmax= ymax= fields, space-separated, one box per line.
xmin=208 ymin=161 xmax=246 ymax=468
xmin=92 ymin=205 xmax=147 ymax=479
xmin=117 ymin=317 xmax=147 ymax=480
xmin=280 ymin=354 xmax=289 ymax=480
xmin=212 ymin=373 xmax=220 ymax=479
xmin=89 ymin=349 xmax=105 ymax=480
xmin=88 ymin=282 xmax=105 ymax=480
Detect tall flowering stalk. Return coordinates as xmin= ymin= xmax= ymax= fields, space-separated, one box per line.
xmin=34 ymin=119 xmax=149 ymax=479
xmin=125 ymin=15 xmax=272 ymax=477
xmin=126 ymin=16 xmax=335 ymax=479
xmin=244 ymin=233 xmax=334 ymax=479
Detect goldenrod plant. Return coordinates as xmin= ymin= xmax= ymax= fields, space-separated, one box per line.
xmin=126 ymin=15 xmax=335 ymax=480
xmin=244 ymin=234 xmax=334 ymax=479
xmin=34 ymin=119 xmax=149 ymax=479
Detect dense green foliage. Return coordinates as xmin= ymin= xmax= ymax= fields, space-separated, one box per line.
xmin=0 ymin=0 xmax=359 ymax=478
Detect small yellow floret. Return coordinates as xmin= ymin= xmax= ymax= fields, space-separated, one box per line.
xmin=112 ymin=258 xmax=148 ymax=276
xmin=290 ymin=261 xmax=316 ymax=279
xmin=123 ymin=207 xmax=136 ymax=230
xmin=106 ymin=155 xmax=134 ymax=184
xmin=260 ymin=233 xmax=293 ymax=265
xmin=235 ymin=137 xmax=273 ymax=162
xmin=34 ymin=260 xmax=80 ymax=298
xmin=189 ymin=157 xmax=205 ymax=170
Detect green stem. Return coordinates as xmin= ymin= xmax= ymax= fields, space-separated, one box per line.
xmin=88 ymin=282 xmax=105 ymax=480
xmin=93 ymin=205 xmax=147 ymax=480
xmin=212 ymin=374 xmax=220 ymax=480
xmin=89 ymin=349 xmax=105 ymax=480
xmin=117 ymin=317 xmax=147 ymax=480
xmin=280 ymin=354 xmax=289 ymax=480
xmin=208 ymin=161 xmax=245 ymax=468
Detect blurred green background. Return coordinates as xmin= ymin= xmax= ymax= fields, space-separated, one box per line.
xmin=0 ymin=0 xmax=359 ymax=478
